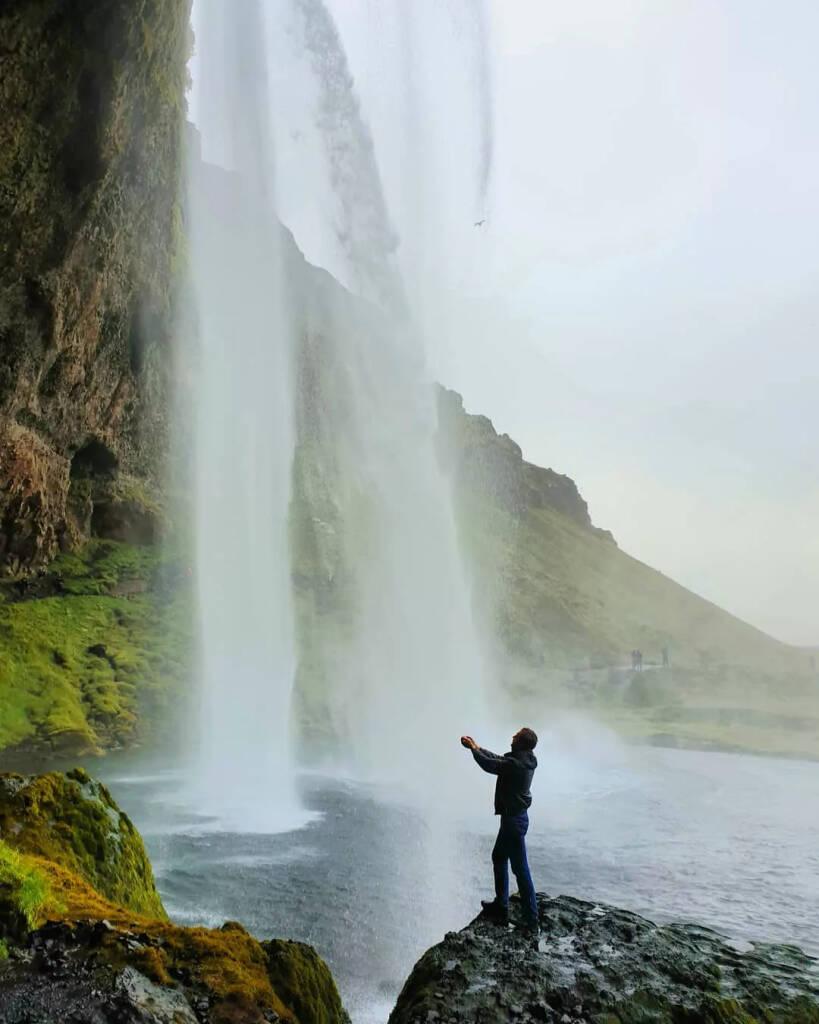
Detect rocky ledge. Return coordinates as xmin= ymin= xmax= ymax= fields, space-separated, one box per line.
xmin=0 ymin=769 xmax=347 ymax=1024
xmin=390 ymin=894 xmax=819 ymax=1024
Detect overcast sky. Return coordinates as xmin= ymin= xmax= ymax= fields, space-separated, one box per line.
xmin=492 ymin=0 xmax=819 ymax=648
xmin=304 ymin=0 xmax=817 ymax=648
xmin=194 ymin=1 xmax=818 ymax=646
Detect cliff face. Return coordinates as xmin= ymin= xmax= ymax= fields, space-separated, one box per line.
xmin=0 ymin=0 xmax=190 ymax=572
xmin=430 ymin=389 xmax=817 ymax=759
xmin=437 ymin=387 xmax=613 ymax=542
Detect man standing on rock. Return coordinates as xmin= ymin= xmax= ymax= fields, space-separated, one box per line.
xmin=461 ymin=729 xmax=539 ymax=936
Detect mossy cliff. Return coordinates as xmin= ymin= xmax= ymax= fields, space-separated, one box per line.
xmin=0 ymin=770 xmax=349 ymax=1024
xmin=390 ymin=894 xmax=819 ymax=1024
xmin=0 ymin=0 xmax=190 ymax=571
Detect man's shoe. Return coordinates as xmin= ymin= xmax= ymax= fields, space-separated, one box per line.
xmin=480 ymin=899 xmax=509 ymax=924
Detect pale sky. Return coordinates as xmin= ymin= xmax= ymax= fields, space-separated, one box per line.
xmin=312 ymin=0 xmax=819 ymax=647
xmin=482 ymin=0 xmax=819 ymax=647
xmin=194 ymin=1 xmax=819 ymax=647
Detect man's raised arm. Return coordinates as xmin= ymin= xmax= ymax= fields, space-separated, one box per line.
xmin=472 ymin=747 xmax=509 ymax=774
xmin=461 ymin=736 xmax=509 ymax=775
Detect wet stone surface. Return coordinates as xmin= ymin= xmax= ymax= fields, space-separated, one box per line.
xmin=389 ymin=893 xmax=819 ymax=1024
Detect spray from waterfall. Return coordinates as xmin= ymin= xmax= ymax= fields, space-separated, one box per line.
xmin=293 ymin=0 xmax=402 ymax=310
xmin=290 ymin=0 xmax=489 ymax=784
xmin=282 ymin=0 xmax=495 ymax=967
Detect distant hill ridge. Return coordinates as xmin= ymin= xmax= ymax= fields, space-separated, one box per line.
xmin=438 ymin=383 xmax=806 ymax=674
xmin=434 ymin=384 xmax=818 ymax=758
xmin=437 ymin=387 xmax=615 ymax=542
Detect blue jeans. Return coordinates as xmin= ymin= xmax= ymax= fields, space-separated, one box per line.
xmin=492 ymin=811 xmax=537 ymax=924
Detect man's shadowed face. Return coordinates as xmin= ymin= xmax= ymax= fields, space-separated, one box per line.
xmin=511 ymin=727 xmax=538 ymax=752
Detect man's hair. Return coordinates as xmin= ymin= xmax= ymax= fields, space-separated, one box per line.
xmin=515 ymin=727 xmax=538 ymax=751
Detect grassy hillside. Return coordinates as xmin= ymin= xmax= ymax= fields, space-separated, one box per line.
xmin=442 ymin=390 xmax=819 ymax=759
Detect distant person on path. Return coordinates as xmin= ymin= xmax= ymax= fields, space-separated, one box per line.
xmin=662 ymin=645 xmax=670 ymax=668
xmin=460 ymin=729 xmax=539 ymax=936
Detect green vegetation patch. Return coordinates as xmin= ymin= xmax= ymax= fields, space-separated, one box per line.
xmin=0 ymin=839 xmax=53 ymax=935
xmin=51 ymin=538 xmax=163 ymax=597
xmin=0 ymin=540 xmax=193 ymax=754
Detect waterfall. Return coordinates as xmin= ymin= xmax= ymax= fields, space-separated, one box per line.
xmin=186 ymin=0 xmax=495 ymax=843
xmin=278 ymin=0 xmax=498 ymax=967
xmin=187 ymin=0 xmax=305 ymax=831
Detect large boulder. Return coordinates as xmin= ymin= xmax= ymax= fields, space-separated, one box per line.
xmin=0 ymin=767 xmax=165 ymax=918
xmin=390 ymin=894 xmax=819 ymax=1024
xmin=0 ymin=770 xmax=350 ymax=1024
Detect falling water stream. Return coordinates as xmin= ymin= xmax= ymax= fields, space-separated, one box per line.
xmin=188 ymin=0 xmax=304 ymax=829
xmin=188 ymin=0 xmax=496 ymax=813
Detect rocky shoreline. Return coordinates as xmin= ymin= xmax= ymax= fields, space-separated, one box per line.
xmin=0 ymin=769 xmax=816 ymax=1024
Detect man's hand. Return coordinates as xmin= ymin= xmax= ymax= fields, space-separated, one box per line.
xmin=460 ymin=735 xmax=477 ymax=751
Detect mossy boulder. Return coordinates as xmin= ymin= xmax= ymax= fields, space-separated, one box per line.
xmin=390 ymin=894 xmax=819 ymax=1024
xmin=0 ymin=771 xmax=349 ymax=1024
xmin=0 ymin=767 xmax=164 ymax=918
xmin=266 ymin=938 xmax=349 ymax=1024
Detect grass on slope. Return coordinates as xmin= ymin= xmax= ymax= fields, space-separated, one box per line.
xmin=0 ymin=540 xmax=193 ymax=753
xmin=463 ymin=495 xmax=809 ymax=675
xmin=0 ymin=840 xmax=54 ymax=929
xmin=458 ymin=496 xmax=819 ymax=758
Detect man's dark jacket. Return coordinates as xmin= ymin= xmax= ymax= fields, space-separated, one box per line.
xmin=471 ymin=746 xmax=537 ymax=815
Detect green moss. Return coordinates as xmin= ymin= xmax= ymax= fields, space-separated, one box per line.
xmin=0 ymin=769 xmax=349 ymax=1022
xmin=266 ymin=938 xmax=349 ymax=1024
xmin=0 ymin=539 xmax=193 ymax=753
xmin=51 ymin=538 xmax=163 ymax=596
xmin=0 ymin=769 xmax=165 ymax=919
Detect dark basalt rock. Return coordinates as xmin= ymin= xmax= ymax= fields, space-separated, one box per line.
xmin=0 ymin=928 xmax=199 ymax=1024
xmin=0 ymin=771 xmax=349 ymax=1024
xmin=389 ymin=894 xmax=819 ymax=1024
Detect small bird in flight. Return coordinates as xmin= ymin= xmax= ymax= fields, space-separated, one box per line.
xmin=474 ymin=219 xmax=486 ymax=228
